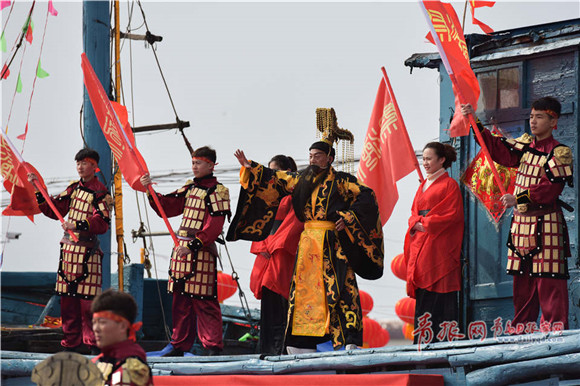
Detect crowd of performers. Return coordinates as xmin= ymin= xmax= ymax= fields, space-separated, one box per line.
xmin=26 ymin=96 xmax=573 ymax=384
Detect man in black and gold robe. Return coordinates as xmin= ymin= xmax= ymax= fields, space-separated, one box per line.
xmin=228 ymin=141 xmax=384 ymax=352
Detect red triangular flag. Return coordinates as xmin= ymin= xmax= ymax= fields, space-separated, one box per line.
xmin=16 ymin=122 xmax=28 ymax=141
xmin=469 ymin=0 xmax=495 ymax=34
xmin=25 ymin=23 xmax=33 ymax=44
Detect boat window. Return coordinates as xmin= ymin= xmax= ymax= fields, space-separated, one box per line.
xmin=475 ymin=65 xmax=521 ymax=113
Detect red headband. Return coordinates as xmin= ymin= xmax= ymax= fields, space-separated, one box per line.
xmin=93 ymin=311 xmax=142 ymax=342
xmin=192 ymin=156 xmax=217 ymax=166
xmin=544 ymin=109 xmax=558 ymax=119
xmin=82 ymin=157 xmax=101 ymax=173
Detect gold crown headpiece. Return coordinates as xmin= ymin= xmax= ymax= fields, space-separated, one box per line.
xmin=315 ymin=108 xmax=355 ymax=174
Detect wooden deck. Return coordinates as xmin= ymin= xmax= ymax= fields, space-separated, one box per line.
xmin=3 ymin=330 xmax=580 ymax=385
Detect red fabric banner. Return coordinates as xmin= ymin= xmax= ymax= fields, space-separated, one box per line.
xmin=1 ymin=135 xmax=43 ymax=221
xmin=81 ymin=53 xmax=149 ymax=192
xmin=153 ymin=374 xmax=444 ymax=386
xmin=469 ymin=0 xmax=495 ymax=34
xmin=82 ymin=53 xmax=180 ymax=247
xmin=461 ymin=129 xmax=516 ymax=223
xmin=357 ymin=71 xmax=419 ymax=225
xmin=422 ymin=1 xmax=480 ymax=137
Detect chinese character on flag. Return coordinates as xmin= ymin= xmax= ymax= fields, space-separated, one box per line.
xmin=1 ymin=134 xmax=44 ymax=221
xmin=357 ymin=68 xmax=421 ymax=225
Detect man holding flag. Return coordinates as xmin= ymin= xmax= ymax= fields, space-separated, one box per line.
xmin=462 ymin=98 xmax=573 ymax=331
xmin=28 ymin=148 xmax=112 ymax=354
xmin=140 ymin=146 xmax=231 ymax=357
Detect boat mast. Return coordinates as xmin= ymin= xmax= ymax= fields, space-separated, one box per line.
xmin=113 ymin=0 xmax=125 ymax=291
xmin=82 ymin=0 xmax=111 ymax=289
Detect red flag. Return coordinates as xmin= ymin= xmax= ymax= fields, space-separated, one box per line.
xmin=16 ymin=122 xmax=28 ymax=141
xmin=1 ymin=134 xmax=44 ymax=221
xmin=469 ymin=0 xmax=495 ymax=34
xmin=110 ymin=101 xmax=149 ymax=192
xmin=358 ymin=68 xmax=422 ymax=225
xmin=1 ymin=64 xmax=10 ymax=79
xmin=25 ymin=23 xmax=33 ymax=44
xmin=81 ymin=53 xmax=180 ymax=247
xmin=81 ymin=54 xmax=149 ymax=192
xmin=421 ymin=1 xmax=480 ymax=137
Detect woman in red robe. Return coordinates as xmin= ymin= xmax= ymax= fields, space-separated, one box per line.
xmin=404 ymin=142 xmax=464 ymax=343
xmin=249 ymin=155 xmax=304 ymax=355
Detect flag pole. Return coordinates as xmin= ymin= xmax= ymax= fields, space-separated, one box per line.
xmin=381 ymin=67 xmax=424 ymax=183
xmin=1 ymin=131 xmax=79 ymax=242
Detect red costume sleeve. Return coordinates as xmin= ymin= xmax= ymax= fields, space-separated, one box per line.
xmin=529 ymin=174 xmax=565 ymax=204
xmin=38 ymin=184 xmax=74 ymax=220
xmin=38 ymin=195 xmax=69 ymax=219
xmin=195 ymin=212 xmax=226 ymax=247
xmin=147 ymin=188 xmax=187 ymax=218
xmin=476 ymin=124 xmax=521 ymax=168
xmin=264 ymin=196 xmax=303 ymax=256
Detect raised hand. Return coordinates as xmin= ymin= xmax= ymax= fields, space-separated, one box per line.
xmin=234 ymin=149 xmax=251 ymax=168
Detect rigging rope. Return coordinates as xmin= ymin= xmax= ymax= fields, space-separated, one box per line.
xmin=19 ymin=3 xmax=52 ymax=152
xmin=1 ymin=1 xmax=35 ymax=80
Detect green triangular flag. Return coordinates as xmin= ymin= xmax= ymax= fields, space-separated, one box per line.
xmin=36 ymin=60 xmax=49 ymax=78
xmin=1 ymin=32 xmax=6 ymax=53
xmin=16 ymin=73 xmax=22 ymax=93
xmin=22 ymin=17 xmax=34 ymax=31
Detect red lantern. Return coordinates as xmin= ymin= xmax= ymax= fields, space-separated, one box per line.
xmin=375 ymin=327 xmax=390 ymax=347
xmin=395 ymin=297 xmax=415 ymax=325
xmin=363 ymin=317 xmax=390 ymax=348
xmin=402 ymin=323 xmax=414 ymax=341
xmin=390 ymin=253 xmax=407 ymax=281
xmin=217 ymin=272 xmax=237 ymax=303
xmin=359 ymin=290 xmax=374 ymax=316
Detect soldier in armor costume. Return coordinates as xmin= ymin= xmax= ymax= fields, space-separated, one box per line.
xmin=28 ymin=148 xmax=112 ymax=353
xmin=140 ymin=146 xmax=231 ymax=357
xmin=92 ymin=289 xmax=153 ymax=386
xmin=462 ymin=97 xmax=573 ymax=330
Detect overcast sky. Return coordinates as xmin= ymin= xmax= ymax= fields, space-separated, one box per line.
xmin=2 ymin=1 xmax=579 ymax=322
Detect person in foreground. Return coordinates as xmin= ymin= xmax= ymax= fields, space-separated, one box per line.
xmin=92 ymin=289 xmax=153 ymax=386
xmin=227 ymin=108 xmax=384 ymax=353
xmin=28 ymin=148 xmax=112 ymax=354
xmin=462 ymin=97 xmax=573 ymax=331
xmin=404 ymin=142 xmax=464 ymax=343
xmin=140 ymin=146 xmax=231 ymax=356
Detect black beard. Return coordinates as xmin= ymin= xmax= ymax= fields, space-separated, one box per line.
xmin=291 ymin=164 xmax=331 ymax=222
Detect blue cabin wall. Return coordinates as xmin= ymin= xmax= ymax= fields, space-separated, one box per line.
xmin=435 ymin=20 xmax=580 ymax=331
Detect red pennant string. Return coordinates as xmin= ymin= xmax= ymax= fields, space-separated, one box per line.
xmin=1 ymin=64 xmax=10 ymax=79
xmin=16 ymin=122 xmax=28 ymax=140
xmin=25 ymin=24 xmax=33 ymax=44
